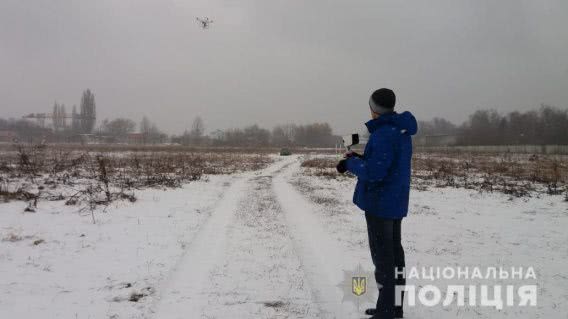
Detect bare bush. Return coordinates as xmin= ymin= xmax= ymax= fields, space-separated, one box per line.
xmin=0 ymin=143 xmax=273 ymax=214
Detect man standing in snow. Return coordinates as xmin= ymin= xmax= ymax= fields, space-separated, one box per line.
xmin=336 ymin=88 xmax=417 ymax=319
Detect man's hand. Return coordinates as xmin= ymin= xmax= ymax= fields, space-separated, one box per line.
xmin=336 ymin=159 xmax=348 ymax=174
xmin=344 ymin=151 xmax=362 ymax=158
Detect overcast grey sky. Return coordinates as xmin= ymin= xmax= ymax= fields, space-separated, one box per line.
xmin=1 ymin=0 xmax=567 ymax=134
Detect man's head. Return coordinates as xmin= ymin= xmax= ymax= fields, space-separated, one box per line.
xmin=369 ymin=88 xmax=396 ymax=119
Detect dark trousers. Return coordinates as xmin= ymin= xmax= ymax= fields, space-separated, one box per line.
xmin=365 ymin=212 xmax=406 ymax=318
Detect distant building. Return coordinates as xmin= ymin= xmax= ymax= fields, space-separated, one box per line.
xmin=0 ymin=130 xmax=17 ymax=143
xmin=127 ymin=133 xmax=144 ymax=144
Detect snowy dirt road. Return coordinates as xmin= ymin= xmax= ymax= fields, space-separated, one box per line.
xmin=2 ymin=154 xmax=566 ymax=319
xmin=152 ymin=156 xmax=364 ymax=319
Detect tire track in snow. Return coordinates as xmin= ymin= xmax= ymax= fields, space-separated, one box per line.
xmin=150 ymin=176 xmax=248 ymax=318
xmin=199 ymin=173 xmax=319 ymax=318
xmin=273 ymin=160 xmax=359 ymax=319
xmin=150 ymin=157 xmax=295 ymax=319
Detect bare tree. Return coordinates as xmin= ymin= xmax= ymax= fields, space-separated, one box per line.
xmin=140 ymin=116 xmax=151 ymax=134
xmin=189 ymin=116 xmax=205 ymax=145
xmin=418 ymin=117 xmax=457 ymax=136
xmin=71 ymin=105 xmax=81 ymax=134
xmin=52 ymin=102 xmax=66 ymax=132
xmin=294 ymin=123 xmax=335 ymax=147
xmin=100 ymin=118 xmax=136 ymax=140
xmin=140 ymin=116 xmax=151 ymax=144
xmin=139 ymin=116 xmax=166 ymax=144
xmin=272 ymin=124 xmax=297 ymax=146
xmin=80 ymin=89 xmax=96 ymax=133
xmin=59 ymin=104 xmax=67 ymax=130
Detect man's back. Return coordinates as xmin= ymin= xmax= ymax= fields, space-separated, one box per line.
xmin=347 ymin=111 xmax=417 ymax=219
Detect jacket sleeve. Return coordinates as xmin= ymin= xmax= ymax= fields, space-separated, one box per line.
xmin=346 ymin=131 xmax=394 ymax=182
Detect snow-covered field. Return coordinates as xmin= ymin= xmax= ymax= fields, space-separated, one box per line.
xmin=1 ymin=155 xmax=566 ymax=318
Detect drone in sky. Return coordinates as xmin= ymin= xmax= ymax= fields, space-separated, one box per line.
xmin=196 ymin=17 xmax=213 ymax=29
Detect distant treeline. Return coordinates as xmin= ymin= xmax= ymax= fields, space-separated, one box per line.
xmin=172 ymin=120 xmax=337 ymax=147
xmin=2 ymin=103 xmax=566 ymax=146
xmin=418 ymin=105 xmax=568 ymax=145
xmin=0 ymin=113 xmax=339 ymax=147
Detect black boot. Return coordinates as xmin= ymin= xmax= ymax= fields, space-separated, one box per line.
xmin=365 ymin=308 xmax=403 ymax=318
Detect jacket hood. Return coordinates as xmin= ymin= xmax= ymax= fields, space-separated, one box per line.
xmin=365 ymin=111 xmax=418 ymax=136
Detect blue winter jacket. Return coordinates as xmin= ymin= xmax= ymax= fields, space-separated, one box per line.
xmin=346 ymin=111 xmax=418 ymax=219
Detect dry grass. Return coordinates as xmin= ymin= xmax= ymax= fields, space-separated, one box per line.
xmin=0 ymin=143 xmax=273 ymax=214
xmin=300 ymin=157 xmax=339 ymax=177
xmin=2 ymin=232 xmax=23 ymax=242
xmin=300 ymin=152 xmax=568 ymax=198
xmin=412 ymin=152 xmax=567 ymax=196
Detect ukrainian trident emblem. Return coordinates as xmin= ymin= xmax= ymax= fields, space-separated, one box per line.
xmin=337 ymin=264 xmax=378 ymax=308
xmin=352 ymin=276 xmax=367 ymax=296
